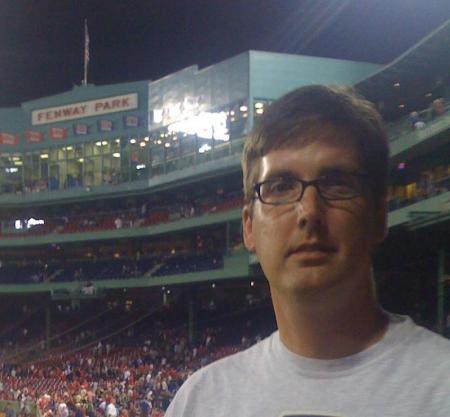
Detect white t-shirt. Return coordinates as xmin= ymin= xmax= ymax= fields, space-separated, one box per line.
xmin=105 ymin=403 xmax=118 ymax=417
xmin=166 ymin=314 xmax=450 ymax=417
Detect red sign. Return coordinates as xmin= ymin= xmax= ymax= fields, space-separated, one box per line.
xmin=49 ymin=127 xmax=68 ymax=140
xmin=0 ymin=133 xmax=19 ymax=145
xmin=25 ymin=130 xmax=44 ymax=143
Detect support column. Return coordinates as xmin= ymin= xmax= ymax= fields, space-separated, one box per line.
xmin=45 ymin=304 xmax=51 ymax=350
xmin=225 ymin=222 xmax=231 ymax=255
xmin=188 ymin=290 xmax=196 ymax=345
xmin=437 ymin=248 xmax=445 ymax=335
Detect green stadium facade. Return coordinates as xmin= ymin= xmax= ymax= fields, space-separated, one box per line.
xmin=0 ymin=21 xmax=449 ymax=342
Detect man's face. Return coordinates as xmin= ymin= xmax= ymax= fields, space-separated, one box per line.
xmin=242 ymin=127 xmax=387 ymax=300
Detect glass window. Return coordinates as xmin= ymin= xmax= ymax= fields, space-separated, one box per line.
xmin=84 ymin=156 xmax=102 ymax=187
xmin=150 ymin=135 xmax=165 ymax=177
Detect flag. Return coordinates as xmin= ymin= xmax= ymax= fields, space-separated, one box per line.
xmin=83 ymin=19 xmax=90 ymax=85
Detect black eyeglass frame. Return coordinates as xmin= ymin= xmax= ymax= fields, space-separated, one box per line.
xmin=253 ymin=172 xmax=369 ymax=205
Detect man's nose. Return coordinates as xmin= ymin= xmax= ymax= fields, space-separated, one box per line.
xmin=295 ymin=183 xmax=325 ymax=229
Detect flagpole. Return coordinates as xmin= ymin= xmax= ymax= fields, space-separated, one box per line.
xmin=83 ymin=19 xmax=90 ymax=86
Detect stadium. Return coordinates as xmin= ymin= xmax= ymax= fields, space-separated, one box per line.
xmin=0 ymin=16 xmax=449 ymax=417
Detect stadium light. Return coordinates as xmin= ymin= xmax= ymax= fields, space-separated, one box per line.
xmin=168 ymin=111 xmax=229 ymax=141
xmin=198 ymin=144 xmax=211 ymax=154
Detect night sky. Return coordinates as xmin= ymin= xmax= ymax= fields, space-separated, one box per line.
xmin=1 ymin=0 xmax=449 ymax=107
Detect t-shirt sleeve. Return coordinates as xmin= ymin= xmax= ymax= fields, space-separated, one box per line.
xmin=164 ymin=377 xmax=195 ymax=417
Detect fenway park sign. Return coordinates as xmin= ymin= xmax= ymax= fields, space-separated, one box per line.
xmin=32 ymin=93 xmax=138 ymax=125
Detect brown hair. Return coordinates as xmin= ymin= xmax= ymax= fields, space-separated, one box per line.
xmin=242 ymin=85 xmax=389 ymax=206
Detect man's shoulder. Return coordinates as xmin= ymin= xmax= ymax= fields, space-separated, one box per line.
xmin=191 ymin=333 xmax=275 ymax=384
xmin=399 ymin=316 xmax=450 ymax=356
xmin=389 ymin=315 xmax=450 ymax=378
xmin=164 ymin=333 xmax=276 ymax=416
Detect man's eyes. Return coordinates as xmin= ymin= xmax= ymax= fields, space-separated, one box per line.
xmin=268 ymin=179 xmax=297 ymax=192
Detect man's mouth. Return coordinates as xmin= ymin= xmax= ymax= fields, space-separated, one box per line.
xmin=288 ymin=243 xmax=337 ymax=260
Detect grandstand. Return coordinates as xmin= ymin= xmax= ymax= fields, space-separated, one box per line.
xmin=0 ymin=20 xmax=449 ymax=417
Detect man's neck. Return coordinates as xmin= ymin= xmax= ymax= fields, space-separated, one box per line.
xmin=272 ymin=283 xmax=389 ymax=360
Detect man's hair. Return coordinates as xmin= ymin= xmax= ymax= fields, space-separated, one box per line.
xmin=242 ymin=85 xmax=389 ymax=206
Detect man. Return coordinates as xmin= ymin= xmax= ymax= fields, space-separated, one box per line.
xmin=165 ymin=85 xmax=450 ymax=416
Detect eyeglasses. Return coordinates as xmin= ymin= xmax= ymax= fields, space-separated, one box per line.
xmin=253 ymin=172 xmax=368 ymax=205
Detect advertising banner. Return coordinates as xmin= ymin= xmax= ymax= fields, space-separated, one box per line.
xmin=25 ymin=130 xmax=44 ymax=143
xmin=49 ymin=127 xmax=68 ymax=140
xmin=0 ymin=133 xmax=20 ymax=145
xmin=74 ymin=123 xmax=88 ymax=135
xmin=98 ymin=119 xmax=113 ymax=132
xmin=124 ymin=115 xmax=139 ymax=128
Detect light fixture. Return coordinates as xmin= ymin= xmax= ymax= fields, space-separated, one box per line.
xmin=66 ymin=146 xmax=73 ymax=151
xmin=398 ymin=104 xmax=405 ymax=109
xmin=239 ymin=105 xmax=248 ymax=112
xmin=115 ymin=138 xmax=120 ymax=143
xmin=393 ymin=82 xmax=400 ymax=87
xmin=256 ymin=108 xmax=264 ymax=115
xmin=144 ymin=136 xmax=150 ymax=142
xmin=113 ymin=152 xmax=121 ymax=158
xmin=40 ymin=154 xmax=49 ymax=159
xmin=254 ymin=102 xmax=264 ymax=109
xmin=102 ymin=140 xmax=108 ymax=146
xmin=96 ymin=141 xmax=102 ymax=146
xmin=130 ymin=138 xmax=137 ymax=144
xmin=140 ymin=142 xmax=146 ymax=147
xmin=164 ymin=142 xmax=171 ymax=148
xmin=78 ymin=158 xmax=84 ymax=163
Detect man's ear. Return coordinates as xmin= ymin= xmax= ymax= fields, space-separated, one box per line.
xmin=242 ymin=205 xmax=256 ymax=252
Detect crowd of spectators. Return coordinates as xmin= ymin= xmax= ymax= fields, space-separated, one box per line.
xmin=388 ymin=96 xmax=448 ymax=141
xmin=0 ymin=299 xmax=273 ymax=417
xmin=0 ymin=250 xmax=225 ymax=285
xmin=0 ymin=190 xmax=242 ymax=238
